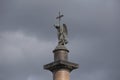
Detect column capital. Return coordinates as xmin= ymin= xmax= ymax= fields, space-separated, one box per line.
xmin=44 ymin=60 xmax=79 ymax=72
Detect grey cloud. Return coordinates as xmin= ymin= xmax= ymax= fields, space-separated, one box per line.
xmin=0 ymin=0 xmax=120 ymax=80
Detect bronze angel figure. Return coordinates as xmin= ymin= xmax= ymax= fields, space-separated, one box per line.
xmin=54 ymin=24 xmax=68 ymax=45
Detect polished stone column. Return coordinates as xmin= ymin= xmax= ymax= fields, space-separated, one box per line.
xmin=53 ymin=69 xmax=70 ymax=80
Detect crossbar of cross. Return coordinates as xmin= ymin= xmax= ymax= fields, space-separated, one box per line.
xmin=56 ymin=12 xmax=64 ymax=26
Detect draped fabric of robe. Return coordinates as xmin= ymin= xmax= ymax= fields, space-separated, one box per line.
xmin=56 ymin=24 xmax=68 ymax=45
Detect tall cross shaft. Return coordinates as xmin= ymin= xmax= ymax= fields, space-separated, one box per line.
xmin=56 ymin=12 xmax=64 ymax=26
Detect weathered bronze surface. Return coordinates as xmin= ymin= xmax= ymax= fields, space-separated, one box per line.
xmin=54 ymin=24 xmax=68 ymax=45
xmin=54 ymin=12 xmax=68 ymax=46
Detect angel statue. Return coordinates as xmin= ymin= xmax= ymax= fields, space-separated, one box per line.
xmin=54 ymin=24 xmax=68 ymax=45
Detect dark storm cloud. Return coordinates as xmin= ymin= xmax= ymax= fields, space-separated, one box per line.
xmin=0 ymin=0 xmax=120 ymax=80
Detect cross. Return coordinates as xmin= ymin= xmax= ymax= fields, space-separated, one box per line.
xmin=56 ymin=12 xmax=64 ymax=26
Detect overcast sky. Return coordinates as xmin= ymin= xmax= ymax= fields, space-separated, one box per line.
xmin=0 ymin=0 xmax=120 ymax=80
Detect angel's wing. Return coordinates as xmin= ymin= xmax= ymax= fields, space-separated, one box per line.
xmin=63 ymin=24 xmax=68 ymax=36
